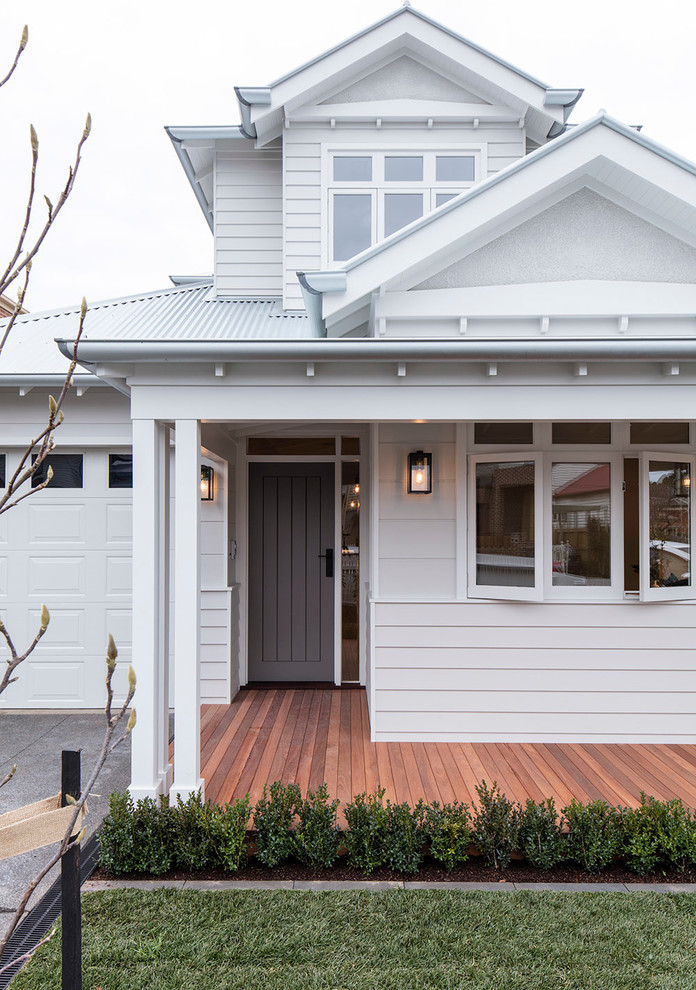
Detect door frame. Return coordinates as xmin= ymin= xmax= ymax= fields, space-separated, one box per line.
xmin=236 ymin=432 xmax=367 ymax=687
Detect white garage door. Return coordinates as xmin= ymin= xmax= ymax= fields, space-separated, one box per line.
xmin=0 ymin=448 xmax=132 ymax=708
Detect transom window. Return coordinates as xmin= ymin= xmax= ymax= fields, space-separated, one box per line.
xmin=329 ymin=150 xmax=478 ymax=262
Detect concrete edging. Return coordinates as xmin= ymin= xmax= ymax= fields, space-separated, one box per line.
xmin=83 ymin=879 xmax=696 ymax=894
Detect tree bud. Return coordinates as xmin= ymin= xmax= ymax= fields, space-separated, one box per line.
xmin=30 ymin=124 xmax=38 ymax=154
xmin=126 ymin=708 xmax=137 ymax=734
xmin=65 ymin=794 xmax=76 ymax=805
xmin=76 ymin=826 xmax=86 ymax=844
xmin=83 ymin=113 xmax=92 ymax=139
xmin=127 ymin=664 xmax=136 ymax=692
xmin=106 ymin=632 xmax=118 ymax=662
xmin=40 ymin=604 xmax=50 ymax=631
xmin=20 ymin=25 xmax=28 ymax=50
xmin=80 ymin=297 xmax=87 ymax=320
xmin=48 ymin=395 xmax=57 ymax=416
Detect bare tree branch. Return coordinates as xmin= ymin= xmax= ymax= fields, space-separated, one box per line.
xmin=0 ymin=764 xmax=17 ymax=790
xmin=0 ymin=25 xmax=27 ymax=90
xmin=0 ymin=931 xmax=55 ymax=978
xmin=0 ymin=113 xmax=91 ymax=304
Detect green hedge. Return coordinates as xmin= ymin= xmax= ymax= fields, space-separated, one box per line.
xmin=98 ymin=781 xmax=696 ymax=876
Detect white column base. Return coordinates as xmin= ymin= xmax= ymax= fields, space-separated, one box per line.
xmin=171 ymin=778 xmax=205 ymax=802
xmin=128 ymin=779 xmax=166 ymax=802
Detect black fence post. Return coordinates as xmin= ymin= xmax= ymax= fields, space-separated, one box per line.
xmin=61 ymin=750 xmax=81 ymax=990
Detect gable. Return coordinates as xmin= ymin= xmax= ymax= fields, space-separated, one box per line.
xmin=415 ymin=188 xmax=696 ymax=289
xmin=320 ymin=56 xmax=489 ymax=105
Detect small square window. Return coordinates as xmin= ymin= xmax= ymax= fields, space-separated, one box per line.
xmin=333 ymin=157 xmax=372 ymax=181
xmin=384 ymin=156 xmax=423 ymax=182
xmin=384 ymin=193 xmax=423 ymax=237
xmin=436 ymin=156 xmax=475 ymax=182
xmin=552 ymin=423 xmax=611 ymax=444
xmin=109 ymin=454 xmax=133 ymax=488
xmin=31 ymin=453 xmax=83 ymax=488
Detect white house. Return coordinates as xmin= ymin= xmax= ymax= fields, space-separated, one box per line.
xmin=2 ymin=6 xmax=696 ymax=801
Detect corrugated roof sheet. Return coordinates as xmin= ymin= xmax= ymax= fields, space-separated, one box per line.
xmin=0 ymin=282 xmax=312 ymax=377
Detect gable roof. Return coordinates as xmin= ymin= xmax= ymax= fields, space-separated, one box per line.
xmin=235 ymin=6 xmax=581 ymax=145
xmin=305 ymin=111 xmax=696 ymax=330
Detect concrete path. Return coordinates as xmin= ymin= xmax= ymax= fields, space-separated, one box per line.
xmin=0 ymin=710 xmax=131 ymax=941
xmin=83 ymin=878 xmax=696 ymax=893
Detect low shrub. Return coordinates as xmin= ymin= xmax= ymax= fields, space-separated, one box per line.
xmin=519 ymin=798 xmax=565 ymax=870
xmin=620 ymin=793 xmax=696 ymax=875
xmin=293 ymin=783 xmax=341 ymax=868
xmin=425 ymin=800 xmax=471 ymax=871
xmin=172 ymin=791 xmax=220 ymax=870
xmin=659 ymin=797 xmax=696 ymax=873
xmin=254 ymin=781 xmax=301 ymax=867
xmin=384 ymin=799 xmax=427 ymax=874
xmin=212 ymin=797 xmax=252 ymax=872
xmin=563 ymin=799 xmax=622 ymax=873
xmin=473 ymin=780 xmax=522 ymax=870
xmin=343 ymin=788 xmax=389 ymax=874
xmin=99 ymin=792 xmax=173 ymax=875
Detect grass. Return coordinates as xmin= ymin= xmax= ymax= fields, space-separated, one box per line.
xmin=11 ymin=889 xmax=696 ymax=989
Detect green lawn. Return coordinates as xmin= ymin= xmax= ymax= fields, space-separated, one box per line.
xmin=12 ymin=889 xmax=696 ymax=989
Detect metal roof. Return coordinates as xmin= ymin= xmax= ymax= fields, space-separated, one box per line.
xmin=0 ymin=282 xmax=312 ymax=379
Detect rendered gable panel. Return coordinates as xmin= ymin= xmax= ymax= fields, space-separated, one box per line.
xmin=215 ymin=144 xmax=283 ymax=297
xmin=319 ymin=55 xmax=491 ymax=104
xmin=415 ymin=188 xmax=696 ymax=289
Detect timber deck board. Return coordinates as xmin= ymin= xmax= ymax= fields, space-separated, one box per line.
xmin=187 ymin=689 xmax=696 ymax=811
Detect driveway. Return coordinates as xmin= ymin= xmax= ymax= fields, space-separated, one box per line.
xmin=0 ymin=710 xmax=131 ymax=942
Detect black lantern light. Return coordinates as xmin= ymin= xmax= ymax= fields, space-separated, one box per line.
xmin=200 ymin=464 xmax=215 ymax=501
xmin=408 ymin=450 xmax=432 ymax=494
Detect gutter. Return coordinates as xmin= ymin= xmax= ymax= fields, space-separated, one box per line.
xmin=56 ymin=337 xmax=696 ymax=365
xmin=0 ymin=374 xmax=105 ymax=388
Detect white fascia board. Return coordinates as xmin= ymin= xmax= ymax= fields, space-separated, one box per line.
xmin=375 ymin=283 xmax=696 ymax=320
xmin=287 ymin=101 xmax=520 ymax=124
xmin=321 ymin=114 xmax=696 ymax=322
xmin=130 ymin=381 xmax=696 ymax=425
xmin=246 ymin=9 xmax=569 ymax=144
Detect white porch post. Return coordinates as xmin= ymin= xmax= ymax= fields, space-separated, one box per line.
xmin=171 ymin=419 xmax=204 ymax=800
xmin=130 ymin=419 xmax=169 ymax=798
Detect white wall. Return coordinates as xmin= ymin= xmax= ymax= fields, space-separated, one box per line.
xmin=214 ymin=141 xmax=283 ymax=297
xmin=371 ymin=600 xmax=696 ymax=742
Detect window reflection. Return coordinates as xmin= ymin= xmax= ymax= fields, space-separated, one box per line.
xmin=552 ymin=463 xmax=610 ymax=586
xmin=649 ymin=461 xmax=691 ymax=588
xmin=476 ymin=461 xmax=535 ymax=587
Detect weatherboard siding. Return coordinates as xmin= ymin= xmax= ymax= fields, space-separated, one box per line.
xmin=371 ymin=601 xmax=696 ymax=742
xmin=283 ymin=131 xmax=323 ymax=310
xmin=215 ymin=143 xmax=283 ymax=296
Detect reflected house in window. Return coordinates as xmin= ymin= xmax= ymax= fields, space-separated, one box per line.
xmin=5 ymin=3 xmax=696 ymax=776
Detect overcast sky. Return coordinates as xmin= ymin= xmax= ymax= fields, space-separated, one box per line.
xmin=1 ymin=0 xmax=695 ymax=313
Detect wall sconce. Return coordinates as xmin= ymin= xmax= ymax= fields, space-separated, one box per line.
xmin=408 ymin=450 xmax=432 ymax=494
xmin=200 ymin=464 xmax=214 ymax=501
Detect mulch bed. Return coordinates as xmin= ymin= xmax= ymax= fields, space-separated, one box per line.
xmin=91 ymin=855 xmax=696 ymax=885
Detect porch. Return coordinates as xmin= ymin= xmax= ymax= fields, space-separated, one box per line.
xmin=192 ymin=688 xmax=696 ymax=811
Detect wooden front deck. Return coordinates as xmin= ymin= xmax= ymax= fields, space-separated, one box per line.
xmin=195 ymin=688 xmax=696 ymax=811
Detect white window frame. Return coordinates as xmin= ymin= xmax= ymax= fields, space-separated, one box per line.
xmin=639 ymin=450 xmax=695 ymax=602
xmin=468 ymin=452 xmax=544 ymax=602
xmin=324 ymin=145 xmax=483 ymax=266
xmin=544 ymin=453 xmax=623 ymax=601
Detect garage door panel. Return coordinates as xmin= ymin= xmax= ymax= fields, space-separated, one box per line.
xmin=28 ymin=556 xmax=86 ymax=597
xmin=105 ymin=556 xmax=132 ymax=597
xmin=28 ymin=503 xmax=86 ymax=545
xmin=27 ymin=661 xmax=85 ymax=703
xmin=0 ymin=556 xmax=7 ymax=597
xmin=105 ymin=504 xmax=132 ymax=545
xmin=105 ymin=608 xmax=132 ymax=648
xmin=28 ymin=608 xmax=85 ymax=651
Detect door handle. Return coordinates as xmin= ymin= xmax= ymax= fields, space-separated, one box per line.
xmin=318 ymin=548 xmax=334 ymax=578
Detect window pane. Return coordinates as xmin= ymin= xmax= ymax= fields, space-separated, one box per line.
xmin=341 ymin=436 xmax=360 ymax=455
xmin=0 ymin=454 xmax=5 ymax=487
xmin=333 ymin=157 xmax=372 ymax=181
xmin=649 ymin=461 xmax=691 ymax=588
xmin=436 ymin=156 xmax=475 ymax=182
xmin=435 ymin=193 xmax=457 ymax=207
xmin=552 ymin=463 xmax=611 ymax=586
xmin=333 ymin=194 xmax=372 ymax=261
xmin=109 ymin=454 xmax=133 ymax=488
xmin=384 ymin=156 xmax=423 ymax=181
xmin=247 ymin=437 xmax=336 ymax=455
xmin=31 ymin=454 xmax=83 ymax=488
xmin=474 ymin=423 xmax=533 ymax=445
xmin=384 ymin=194 xmax=423 ymax=237
xmin=631 ymin=422 xmax=689 ymax=444
xmin=552 ymin=423 xmax=611 ymax=444
xmin=476 ymin=461 xmax=535 ymax=587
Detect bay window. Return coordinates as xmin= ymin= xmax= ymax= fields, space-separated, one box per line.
xmin=468 ymin=431 xmax=694 ymax=602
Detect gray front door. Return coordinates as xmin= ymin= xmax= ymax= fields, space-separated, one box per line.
xmin=248 ymin=462 xmax=335 ymax=681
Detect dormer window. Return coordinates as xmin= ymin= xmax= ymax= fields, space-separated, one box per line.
xmin=328 ymin=148 xmax=479 ymax=263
